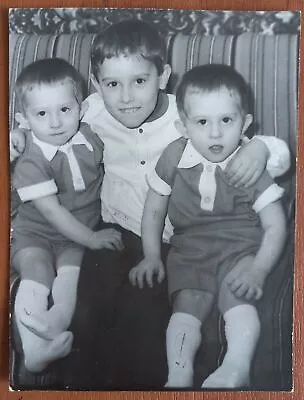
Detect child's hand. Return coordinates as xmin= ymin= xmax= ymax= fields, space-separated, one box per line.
xmin=10 ymin=128 xmax=27 ymax=162
xmin=129 ymin=257 xmax=165 ymax=289
xmin=227 ymin=268 xmax=267 ymax=301
xmin=225 ymin=138 xmax=269 ymax=188
xmin=89 ymin=228 xmax=124 ymax=251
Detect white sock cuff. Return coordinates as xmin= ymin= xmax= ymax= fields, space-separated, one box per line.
xmin=170 ymin=312 xmax=202 ymax=329
xmin=223 ymin=304 xmax=259 ymax=324
xmin=19 ymin=279 xmax=50 ymax=296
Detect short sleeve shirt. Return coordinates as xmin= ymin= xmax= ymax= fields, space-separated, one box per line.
xmin=148 ymin=137 xmax=284 ymax=235
xmin=13 ymin=122 xmax=104 ymax=234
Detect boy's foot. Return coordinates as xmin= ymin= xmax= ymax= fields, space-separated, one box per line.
xmin=20 ymin=310 xmax=63 ymax=340
xmin=201 ymin=363 xmax=250 ymax=388
xmin=24 ymin=331 xmax=73 ymax=373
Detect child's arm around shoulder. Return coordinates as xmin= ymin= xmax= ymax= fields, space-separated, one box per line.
xmin=33 ymin=195 xmax=123 ymax=251
xmin=225 ymin=135 xmax=290 ymax=187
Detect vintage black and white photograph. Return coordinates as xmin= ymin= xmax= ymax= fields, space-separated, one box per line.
xmin=8 ymin=7 xmax=300 ymax=391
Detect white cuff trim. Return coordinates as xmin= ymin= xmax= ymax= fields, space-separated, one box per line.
xmin=252 ymin=183 xmax=284 ymax=213
xmin=17 ymin=180 xmax=58 ymax=202
xmin=254 ymin=136 xmax=291 ymax=178
xmin=147 ymin=170 xmax=172 ymax=196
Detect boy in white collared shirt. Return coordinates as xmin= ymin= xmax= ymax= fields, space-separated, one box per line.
xmin=11 ymin=58 xmax=123 ymax=373
xmin=129 ymin=64 xmax=286 ymax=388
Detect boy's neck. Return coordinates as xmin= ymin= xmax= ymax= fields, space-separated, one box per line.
xmin=145 ymin=91 xmax=169 ymax=123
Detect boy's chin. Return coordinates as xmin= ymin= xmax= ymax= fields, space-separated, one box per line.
xmin=117 ymin=117 xmax=145 ymax=129
xmin=113 ymin=110 xmax=152 ymax=129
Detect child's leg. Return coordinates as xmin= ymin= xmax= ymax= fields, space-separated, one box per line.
xmin=22 ymin=247 xmax=83 ymax=340
xmin=202 ymin=255 xmax=261 ymax=388
xmin=13 ymin=247 xmax=73 ymax=372
xmin=166 ymin=289 xmax=214 ymax=388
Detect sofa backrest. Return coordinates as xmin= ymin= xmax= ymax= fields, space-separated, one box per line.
xmin=9 ymin=32 xmax=298 ymax=151
xmin=9 ymin=32 xmax=298 ymax=196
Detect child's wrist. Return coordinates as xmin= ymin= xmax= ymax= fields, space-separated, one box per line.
xmin=144 ymin=253 xmax=161 ymax=262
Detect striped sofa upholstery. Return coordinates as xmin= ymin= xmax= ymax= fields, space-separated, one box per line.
xmin=9 ymin=32 xmax=297 ymax=390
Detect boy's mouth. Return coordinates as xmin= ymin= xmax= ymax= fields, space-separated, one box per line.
xmin=209 ymin=145 xmax=224 ymax=154
xmin=119 ymin=107 xmax=141 ymax=114
xmin=51 ymin=132 xmax=65 ymax=136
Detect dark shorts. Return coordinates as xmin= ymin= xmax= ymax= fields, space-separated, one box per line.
xmin=167 ymin=225 xmax=261 ymax=297
xmin=11 ymin=227 xmax=84 ymax=263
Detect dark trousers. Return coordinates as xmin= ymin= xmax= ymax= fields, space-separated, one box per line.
xmin=61 ymin=222 xmax=171 ymax=390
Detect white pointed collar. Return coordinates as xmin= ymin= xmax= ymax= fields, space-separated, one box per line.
xmin=177 ymin=139 xmax=240 ymax=170
xmin=31 ymin=130 xmax=93 ymax=161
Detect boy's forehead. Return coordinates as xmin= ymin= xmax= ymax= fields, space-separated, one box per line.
xmin=97 ymin=52 xmax=156 ymax=76
xmin=22 ymin=80 xmax=77 ymax=106
xmin=185 ymin=85 xmax=243 ymax=106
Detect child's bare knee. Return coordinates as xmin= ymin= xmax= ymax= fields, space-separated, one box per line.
xmin=173 ymin=289 xmax=214 ymax=321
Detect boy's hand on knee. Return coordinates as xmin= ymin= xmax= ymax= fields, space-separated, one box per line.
xmin=129 ymin=257 xmax=165 ymax=289
xmin=10 ymin=128 xmax=27 ymax=162
xmin=89 ymin=228 xmax=124 ymax=251
xmin=227 ymin=268 xmax=267 ymax=301
xmin=225 ymin=138 xmax=269 ymax=188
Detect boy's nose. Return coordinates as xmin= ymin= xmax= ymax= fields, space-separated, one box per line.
xmin=209 ymin=123 xmax=222 ymax=139
xmin=49 ymin=112 xmax=61 ymax=128
xmin=121 ymin=85 xmax=134 ymax=103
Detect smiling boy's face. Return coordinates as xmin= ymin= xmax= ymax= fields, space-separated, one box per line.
xmin=95 ymin=53 xmax=171 ymax=129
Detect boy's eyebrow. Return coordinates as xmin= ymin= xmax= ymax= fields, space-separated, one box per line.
xmin=101 ymin=72 xmax=151 ymax=81
xmin=29 ymin=101 xmax=76 ymax=110
xmin=190 ymin=111 xmax=239 ymax=119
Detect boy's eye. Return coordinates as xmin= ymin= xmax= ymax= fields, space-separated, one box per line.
xmin=61 ymin=106 xmax=70 ymax=113
xmin=198 ymin=119 xmax=207 ymax=126
xmin=136 ymin=78 xmax=145 ymax=84
xmin=222 ymin=117 xmax=232 ymax=123
xmin=37 ymin=111 xmax=46 ymax=117
xmin=107 ymin=81 xmax=118 ymax=88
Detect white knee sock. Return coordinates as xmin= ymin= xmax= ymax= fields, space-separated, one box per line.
xmin=166 ymin=312 xmax=202 ymax=387
xmin=202 ymin=304 xmax=260 ymax=388
xmin=49 ymin=265 xmax=80 ymax=331
xmin=20 ymin=266 xmax=80 ymax=340
xmin=14 ymin=280 xmax=49 ymax=368
xmin=14 ymin=279 xmax=75 ymax=372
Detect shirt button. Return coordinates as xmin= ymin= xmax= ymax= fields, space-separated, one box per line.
xmin=204 ymin=196 xmax=211 ymax=203
xmin=139 ymin=128 xmax=144 ymax=134
xmin=140 ymin=160 xmax=146 ymax=165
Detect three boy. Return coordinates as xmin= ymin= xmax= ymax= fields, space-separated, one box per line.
xmin=10 ymin=20 xmax=290 ymax=387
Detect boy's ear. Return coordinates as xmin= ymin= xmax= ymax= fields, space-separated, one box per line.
xmin=159 ymin=64 xmax=171 ymax=90
xmin=241 ymin=114 xmax=253 ymax=136
xmin=90 ymin=73 xmax=103 ymax=98
xmin=174 ymin=119 xmax=188 ymax=138
xmin=15 ymin=112 xmax=30 ymax=129
xmin=80 ymin=100 xmax=89 ymax=119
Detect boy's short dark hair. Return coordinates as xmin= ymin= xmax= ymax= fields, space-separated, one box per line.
xmin=15 ymin=58 xmax=86 ymax=110
xmin=176 ymin=64 xmax=252 ymax=117
xmin=91 ymin=19 xmax=167 ymax=79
